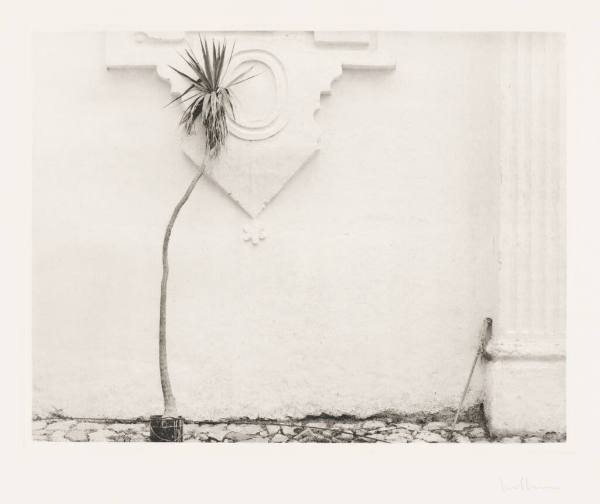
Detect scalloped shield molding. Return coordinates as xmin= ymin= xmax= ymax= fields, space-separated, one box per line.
xmin=106 ymin=31 xmax=395 ymax=218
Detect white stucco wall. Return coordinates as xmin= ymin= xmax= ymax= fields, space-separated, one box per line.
xmin=33 ymin=32 xmax=500 ymax=419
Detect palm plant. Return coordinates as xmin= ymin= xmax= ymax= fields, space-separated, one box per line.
xmin=151 ymin=37 xmax=255 ymax=441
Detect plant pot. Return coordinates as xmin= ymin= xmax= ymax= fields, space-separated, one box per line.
xmin=149 ymin=415 xmax=184 ymax=442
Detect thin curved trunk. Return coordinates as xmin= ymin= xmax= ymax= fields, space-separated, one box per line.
xmin=159 ymin=160 xmax=206 ymax=417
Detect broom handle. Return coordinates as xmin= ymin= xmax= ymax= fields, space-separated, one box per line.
xmin=452 ymin=318 xmax=491 ymax=427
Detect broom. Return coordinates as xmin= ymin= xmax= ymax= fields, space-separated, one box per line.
xmin=452 ymin=317 xmax=492 ymax=428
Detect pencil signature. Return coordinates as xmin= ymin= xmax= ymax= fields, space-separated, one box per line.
xmin=500 ymin=476 xmax=560 ymax=492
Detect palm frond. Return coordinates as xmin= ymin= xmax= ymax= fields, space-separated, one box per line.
xmin=166 ymin=36 xmax=260 ymax=158
xmin=165 ymin=86 xmax=188 ymax=108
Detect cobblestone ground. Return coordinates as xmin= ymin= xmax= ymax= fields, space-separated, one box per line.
xmin=32 ymin=417 xmax=566 ymax=443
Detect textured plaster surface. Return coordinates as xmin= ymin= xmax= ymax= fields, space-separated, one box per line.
xmin=33 ymin=33 xmax=500 ymax=419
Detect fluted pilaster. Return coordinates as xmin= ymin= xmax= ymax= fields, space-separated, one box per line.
xmin=485 ymin=33 xmax=565 ymax=435
xmin=491 ymin=32 xmax=565 ymax=357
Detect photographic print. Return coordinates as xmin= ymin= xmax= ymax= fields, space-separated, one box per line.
xmin=32 ymin=31 xmax=565 ymax=444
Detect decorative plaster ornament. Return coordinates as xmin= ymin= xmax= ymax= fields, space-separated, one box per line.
xmin=106 ymin=31 xmax=395 ymax=218
xmin=241 ymin=221 xmax=266 ymax=246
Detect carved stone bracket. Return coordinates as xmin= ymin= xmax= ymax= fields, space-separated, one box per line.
xmin=106 ymin=31 xmax=395 ymax=218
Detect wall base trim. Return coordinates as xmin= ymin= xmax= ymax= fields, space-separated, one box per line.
xmin=484 ymin=356 xmax=565 ymax=436
xmin=485 ymin=339 xmax=565 ymax=362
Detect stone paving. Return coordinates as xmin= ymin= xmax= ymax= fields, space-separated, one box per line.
xmin=32 ymin=417 xmax=566 ymax=443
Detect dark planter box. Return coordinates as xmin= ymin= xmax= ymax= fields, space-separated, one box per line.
xmin=149 ymin=415 xmax=184 ymax=442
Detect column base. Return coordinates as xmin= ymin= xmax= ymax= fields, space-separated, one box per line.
xmin=484 ymin=340 xmax=565 ymax=436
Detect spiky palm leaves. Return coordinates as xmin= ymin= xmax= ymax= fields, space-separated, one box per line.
xmin=168 ymin=37 xmax=256 ymax=157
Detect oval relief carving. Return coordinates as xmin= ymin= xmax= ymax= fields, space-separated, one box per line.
xmin=225 ymin=49 xmax=288 ymax=141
